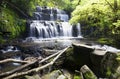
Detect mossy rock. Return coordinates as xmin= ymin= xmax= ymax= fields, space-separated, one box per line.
xmin=42 ymin=70 xmax=66 ymax=79
xmin=80 ymin=65 xmax=97 ymax=79
xmin=72 ymin=43 xmax=94 ymax=68
xmin=74 ymin=75 xmax=82 ymax=79
xmin=101 ymin=52 xmax=120 ymax=78
xmin=63 ymin=44 xmax=95 ymax=70
xmin=24 ymin=74 xmax=41 ymax=79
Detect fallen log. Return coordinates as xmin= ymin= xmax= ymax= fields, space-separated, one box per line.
xmin=0 ymin=51 xmax=59 ymax=78
xmin=0 ymin=58 xmax=29 ymax=64
xmin=3 ymin=46 xmax=70 ymax=79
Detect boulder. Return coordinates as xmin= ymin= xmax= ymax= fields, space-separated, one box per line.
xmin=60 ymin=69 xmax=73 ymax=79
xmin=42 ymin=70 xmax=67 ymax=79
xmin=72 ymin=43 xmax=94 ymax=68
xmin=80 ymin=65 xmax=97 ymax=79
xmin=90 ymin=49 xmax=107 ymax=76
xmin=24 ymin=74 xmax=41 ymax=79
xmin=101 ymin=52 xmax=120 ymax=78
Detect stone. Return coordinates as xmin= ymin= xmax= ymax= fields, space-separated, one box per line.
xmin=90 ymin=49 xmax=106 ymax=66
xmin=110 ymin=66 xmax=120 ymax=79
xmin=42 ymin=70 xmax=67 ymax=79
xmin=90 ymin=49 xmax=107 ymax=76
xmin=101 ymin=52 xmax=120 ymax=77
xmin=24 ymin=74 xmax=41 ymax=79
xmin=80 ymin=65 xmax=97 ymax=79
xmin=57 ymin=75 xmax=66 ymax=79
xmin=72 ymin=43 xmax=94 ymax=68
xmin=61 ymin=69 xmax=72 ymax=79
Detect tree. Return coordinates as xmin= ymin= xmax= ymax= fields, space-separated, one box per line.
xmin=70 ymin=0 xmax=120 ymax=37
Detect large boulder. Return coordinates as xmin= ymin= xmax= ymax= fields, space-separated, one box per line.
xmin=100 ymin=52 xmax=120 ymax=78
xmin=90 ymin=49 xmax=107 ymax=76
xmin=72 ymin=43 xmax=94 ymax=68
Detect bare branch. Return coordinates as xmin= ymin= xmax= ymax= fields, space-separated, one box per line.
xmin=3 ymin=46 xmax=70 ymax=79
xmin=0 ymin=59 xmax=29 ymax=64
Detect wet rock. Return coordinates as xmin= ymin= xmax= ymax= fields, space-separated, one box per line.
xmin=42 ymin=70 xmax=67 ymax=79
xmin=90 ymin=49 xmax=106 ymax=66
xmin=0 ymin=45 xmax=22 ymax=59
xmin=80 ymin=65 xmax=97 ymax=79
xmin=61 ymin=69 xmax=73 ymax=79
xmin=72 ymin=43 xmax=94 ymax=68
xmin=111 ymin=66 xmax=120 ymax=79
xmin=62 ymin=47 xmax=77 ymax=70
xmin=57 ymin=75 xmax=66 ymax=79
xmin=101 ymin=52 xmax=120 ymax=78
xmin=90 ymin=49 xmax=107 ymax=76
xmin=24 ymin=74 xmax=41 ymax=79
xmin=20 ymin=44 xmax=43 ymax=58
xmin=43 ymin=49 xmax=59 ymax=56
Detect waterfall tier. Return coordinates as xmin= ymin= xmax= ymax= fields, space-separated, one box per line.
xmin=28 ymin=21 xmax=81 ymax=39
xmin=27 ymin=6 xmax=82 ymax=40
xmin=33 ymin=6 xmax=69 ymax=21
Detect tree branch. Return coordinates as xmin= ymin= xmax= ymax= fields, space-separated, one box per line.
xmin=0 ymin=58 xmax=29 ymax=64
xmin=105 ymin=0 xmax=114 ymax=10
xmin=4 ymin=1 xmax=29 ymax=18
xmin=0 ymin=46 xmax=66 ymax=78
xmin=3 ymin=46 xmax=70 ymax=79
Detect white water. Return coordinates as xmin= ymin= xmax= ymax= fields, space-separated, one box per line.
xmin=0 ymin=46 xmax=19 ymax=53
xmin=92 ymin=45 xmax=120 ymax=53
xmin=29 ymin=21 xmax=82 ymax=39
xmin=27 ymin=6 xmax=82 ymax=40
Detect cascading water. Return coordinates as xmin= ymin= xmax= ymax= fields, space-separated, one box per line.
xmin=27 ymin=6 xmax=82 ymax=40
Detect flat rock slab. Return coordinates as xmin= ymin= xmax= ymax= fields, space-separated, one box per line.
xmin=72 ymin=43 xmax=94 ymax=50
xmin=92 ymin=49 xmax=107 ymax=56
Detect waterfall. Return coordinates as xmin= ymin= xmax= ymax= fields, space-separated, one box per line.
xmin=27 ymin=6 xmax=82 ymax=40
xmin=76 ymin=23 xmax=81 ymax=37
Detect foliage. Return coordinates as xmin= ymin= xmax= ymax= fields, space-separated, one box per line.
xmin=112 ymin=20 xmax=120 ymax=34
xmin=83 ymin=71 xmax=97 ymax=79
xmin=97 ymin=38 xmax=114 ymax=45
xmin=70 ymin=0 xmax=120 ymax=39
xmin=0 ymin=5 xmax=26 ymax=39
xmin=37 ymin=0 xmax=79 ymax=14
xmin=106 ymin=67 xmax=112 ymax=77
xmin=74 ymin=74 xmax=82 ymax=79
xmin=0 ymin=0 xmax=79 ymax=41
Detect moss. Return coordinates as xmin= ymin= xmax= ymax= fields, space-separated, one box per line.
xmin=0 ymin=6 xmax=26 ymax=39
xmin=74 ymin=75 xmax=81 ymax=79
xmin=106 ymin=67 xmax=112 ymax=77
xmin=64 ymin=47 xmax=76 ymax=63
xmin=97 ymin=38 xmax=113 ymax=45
xmin=0 ymin=36 xmax=6 ymax=44
xmin=65 ymin=47 xmax=73 ymax=57
xmin=83 ymin=71 xmax=97 ymax=79
xmin=116 ymin=53 xmax=120 ymax=61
